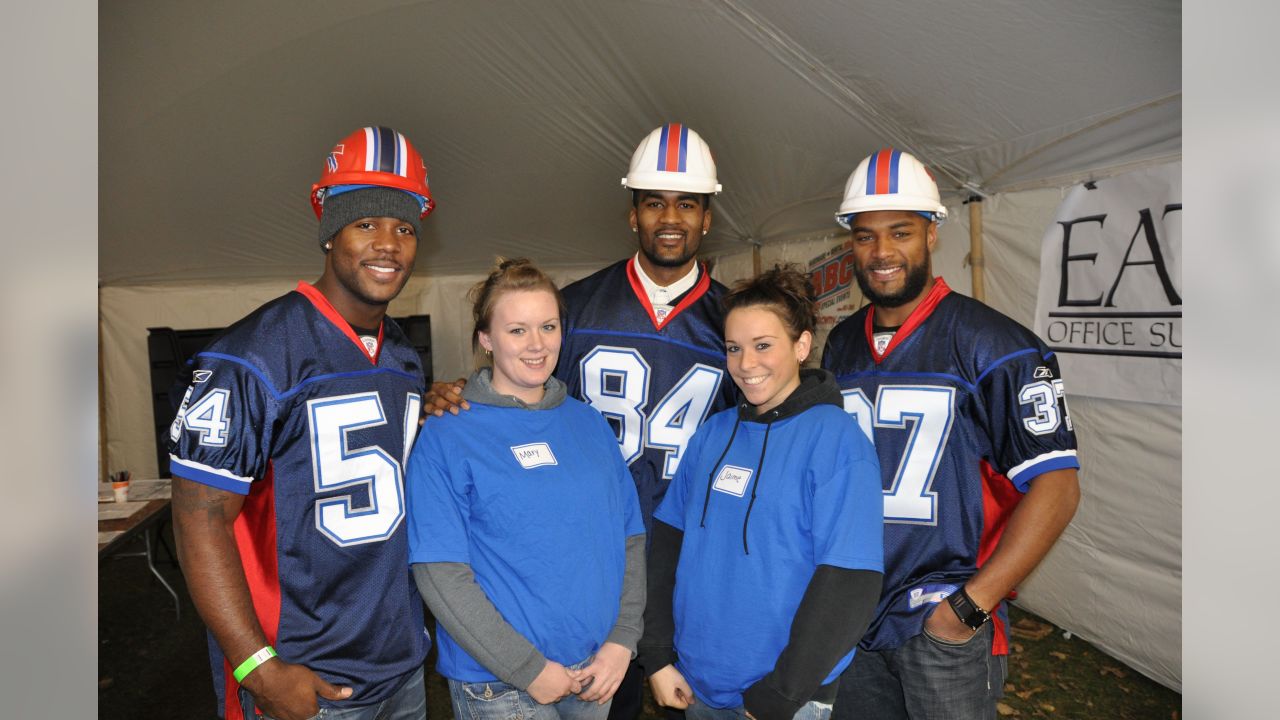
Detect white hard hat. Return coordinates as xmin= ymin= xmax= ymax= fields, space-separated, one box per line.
xmin=622 ymin=123 xmax=722 ymax=195
xmin=835 ymin=148 xmax=947 ymax=228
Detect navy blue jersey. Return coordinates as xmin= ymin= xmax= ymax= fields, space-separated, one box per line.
xmin=169 ymin=282 xmax=428 ymax=718
xmin=555 ymin=258 xmax=736 ymax=529
xmin=821 ymin=278 xmax=1079 ymax=655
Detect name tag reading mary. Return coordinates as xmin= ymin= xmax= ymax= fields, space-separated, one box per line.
xmin=511 ymin=442 xmax=558 ymax=469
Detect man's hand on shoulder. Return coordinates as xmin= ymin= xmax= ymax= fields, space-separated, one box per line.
xmin=421 ymin=378 xmax=469 ymax=423
xmin=241 ymin=657 xmax=352 ymax=720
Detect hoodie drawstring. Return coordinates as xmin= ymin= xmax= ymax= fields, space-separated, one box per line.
xmin=697 ymin=405 xmax=778 ymax=555
xmin=698 ymin=413 xmax=742 ymax=529
xmin=740 ymin=413 xmax=775 ymax=554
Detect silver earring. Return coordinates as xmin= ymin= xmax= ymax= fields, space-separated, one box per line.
xmin=324 ymin=241 xmax=332 ymax=250
xmin=632 ymin=227 xmax=638 ymax=232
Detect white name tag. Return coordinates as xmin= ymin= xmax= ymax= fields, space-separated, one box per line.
xmin=511 ymin=442 xmax=558 ymax=469
xmin=713 ymin=465 xmax=753 ymax=497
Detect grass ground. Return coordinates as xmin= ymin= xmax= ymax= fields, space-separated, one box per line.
xmin=99 ymin=526 xmax=1179 ymax=719
xmin=998 ymin=606 xmax=1179 ymax=719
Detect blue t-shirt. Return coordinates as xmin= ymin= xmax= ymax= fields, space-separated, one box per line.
xmin=406 ymin=398 xmax=645 ymax=682
xmin=168 ymin=282 xmax=428 ymax=715
xmin=654 ymin=403 xmax=883 ymax=709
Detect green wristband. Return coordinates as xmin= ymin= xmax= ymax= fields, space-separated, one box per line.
xmin=233 ymin=645 xmax=277 ymax=683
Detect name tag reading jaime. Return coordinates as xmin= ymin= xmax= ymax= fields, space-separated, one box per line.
xmin=511 ymin=442 xmax=558 ymax=469
xmin=712 ymin=465 xmax=753 ymax=497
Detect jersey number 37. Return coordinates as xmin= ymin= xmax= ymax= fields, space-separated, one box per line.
xmin=842 ymin=381 xmax=1070 ymax=525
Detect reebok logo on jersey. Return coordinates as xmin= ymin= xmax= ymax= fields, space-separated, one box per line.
xmin=193 ymin=370 xmax=213 ymax=383
xmin=907 ymin=585 xmax=954 ymax=609
xmin=1033 ymin=366 xmax=1053 ymax=379
xmin=713 ymin=465 xmax=753 ymax=497
xmin=511 ymin=442 xmax=558 ymax=469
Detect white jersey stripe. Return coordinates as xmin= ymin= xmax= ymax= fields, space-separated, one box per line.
xmin=1006 ymin=449 xmax=1078 ymax=484
xmin=169 ymin=454 xmax=253 ymax=486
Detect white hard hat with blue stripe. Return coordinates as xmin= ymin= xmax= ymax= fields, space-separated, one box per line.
xmin=622 ymin=123 xmax=722 ymax=195
xmin=836 ymin=148 xmax=947 ymax=228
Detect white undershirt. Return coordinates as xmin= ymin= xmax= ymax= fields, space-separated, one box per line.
xmin=633 ymin=253 xmax=699 ymax=325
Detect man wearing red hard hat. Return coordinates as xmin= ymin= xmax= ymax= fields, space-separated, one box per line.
xmin=171 ymin=126 xmax=436 ymax=720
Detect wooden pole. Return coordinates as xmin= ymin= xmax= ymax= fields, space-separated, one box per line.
xmin=98 ymin=289 xmax=109 ymax=484
xmin=752 ymin=242 xmax=761 ymax=275
xmin=968 ymin=197 xmax=985 ymax=303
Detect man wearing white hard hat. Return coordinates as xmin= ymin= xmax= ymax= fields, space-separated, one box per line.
xmin=555 ymin=123 xmax=739 ymax=720
xmin=417 ymin=123 xmax=735 ymax=718
xmin=820 ymin=149 xmax=1082 ymax=720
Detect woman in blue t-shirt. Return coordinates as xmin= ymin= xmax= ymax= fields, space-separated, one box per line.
xmin=406 ymin=258 xmax=646 ymax=720
xmin=639 ymin=264 xmax=885 ymax=720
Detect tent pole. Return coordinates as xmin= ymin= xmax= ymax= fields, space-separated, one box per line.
xmin=98 ymin=290 xmax=109 ymax=484
xmin=967 ymin=196 xmax=985 ymax=303
xmin=752 ymin=242 xmax=761 ymax=275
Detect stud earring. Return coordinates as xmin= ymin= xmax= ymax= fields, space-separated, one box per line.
xmin=324 ymin=241 xmax=332 ymax=250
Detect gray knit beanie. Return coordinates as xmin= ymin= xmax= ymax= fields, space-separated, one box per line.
xmin=318 ymin=187 xmax=423 ymax=250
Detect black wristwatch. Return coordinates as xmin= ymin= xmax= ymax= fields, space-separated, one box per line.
xmin=947 ymin=587 xmax=992 ymax=630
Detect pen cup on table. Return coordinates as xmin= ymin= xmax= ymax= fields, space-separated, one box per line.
xmin=112 ymin=480 xmax=130 ymax=503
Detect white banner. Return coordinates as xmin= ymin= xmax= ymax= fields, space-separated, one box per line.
xmin=807 ymin=238 xmax=863 ymax=335
xmin=1034 ymin=162 xmax=1181 ymax=405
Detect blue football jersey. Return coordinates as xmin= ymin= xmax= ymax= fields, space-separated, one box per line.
xmin=168 ymin=282 xmax=428 ymax=717
xmin=821 ymin=278 xmax=1080 ymax=655
xmin=555 ymin=258 xmax=737 ymax=528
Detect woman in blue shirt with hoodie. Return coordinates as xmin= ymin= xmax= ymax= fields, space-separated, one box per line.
xmin=639 ymin=265 xmax=885 ymax=720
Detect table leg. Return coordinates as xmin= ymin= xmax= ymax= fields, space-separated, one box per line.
xmin=144 ymin=526 xmax=181 ymax=621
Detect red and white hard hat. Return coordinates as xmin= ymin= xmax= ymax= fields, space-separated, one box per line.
xmin=621 ymin=123 xmax=722 ymax=195
xmin=310 ymin=126 xmax=435 ymax=219
xmin=835 ymin=148 xmax=947 ymax=228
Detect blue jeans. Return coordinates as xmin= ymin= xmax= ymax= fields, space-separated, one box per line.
xmin=239 ymin=665 xmax=426 ymax=720
xmin=833 ymin=622 xmax=1006 ymax=720
xmin=448 ymin=659 xmax=611 ymax=720
xmin=684 ymin=698 xmax=832 ymax=720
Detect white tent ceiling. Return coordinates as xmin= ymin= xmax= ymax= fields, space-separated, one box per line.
xmin=99 ymin=0 xmax=1179 ymax=285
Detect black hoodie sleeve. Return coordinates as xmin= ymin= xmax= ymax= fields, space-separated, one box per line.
xmin=637 ymin=519 xmax=684 ymax=675
xmin=742 ymin=566 xmax=883 ymax=720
